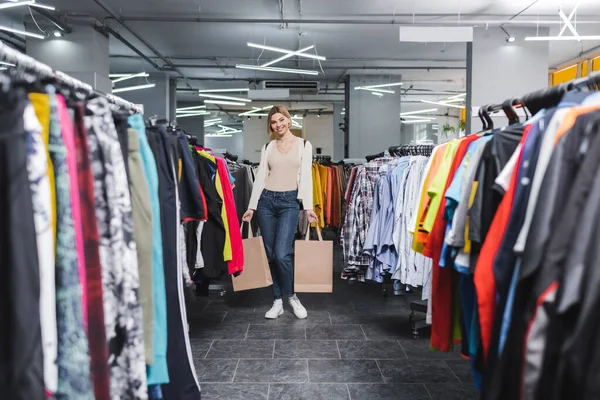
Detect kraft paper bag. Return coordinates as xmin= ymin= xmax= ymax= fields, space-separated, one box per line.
xmin=294 ymin=225 xmax=333 ymax=293
xmin=232 ymin=222 xmax=273 ymax=292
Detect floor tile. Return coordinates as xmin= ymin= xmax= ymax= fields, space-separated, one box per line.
xmin=190 ymin=339 xmax=213 ymax=359
xmin=200 ymin=383 xmax=268 ymax=400
xmin=308 ymin=359 xmax=384 ymax=383
xmin=269 ymin=383 xmax=350 ymax=400
xmin=189 ymin=323 xmax=249 ymax=340
xmin=361 ymin=324 xmax=413 ymax=340
xmin=187 ymin=311 xmax=226 ymax=323
xmin=347 ymin=383 xmax=430 ymax=400
xmin=222 ymin=311 xmax=277 ymax=325
xmin=306 ymin=325 xmax=366 ymax=340
xmin=204 ymin=299 xmax=257 ymax=313
xmin=194 ymin=358 xmax=238 ymax=383
xmin=247 ymin=325 xmax=306 ymax=340
xmin=337 ymin=340 xmax=406 ymax=359
xmin=234 ymin=359 xmax=308 ymax=383
xmin=398 ymin=340 xmax=463 ymax=359
xmin=445 ymin=360 xmax=474 ymax=384
xmin=206 ymin=340 xmax=274 ymax=359
xmin=425 ymin=383 xmax=480 ymax=399
xmin=377 ymin=360 xmax=460 ymax=384
xmin=330 ymin=313 xmax=395 ymax=325
xmin=276 ymin=311 xmax=331 ymax=325
xmin=275 ymin=340 xmax=340 ymax=359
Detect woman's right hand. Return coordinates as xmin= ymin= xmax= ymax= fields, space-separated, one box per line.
xmin=242 ymin=209 xmax=254 ymax=222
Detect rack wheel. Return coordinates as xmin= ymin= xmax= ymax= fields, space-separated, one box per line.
xmin=413 ymin=331 xmax=420 ymax=340
xmin=219 ymin=290 xmax=227 ymax=297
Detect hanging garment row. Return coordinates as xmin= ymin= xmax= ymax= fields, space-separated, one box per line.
xmin=0 ymin=44 xmax=246 ymax=400
xmin=311 ymin=157 xmax=347 ymax=230
xmin=407 ymin=72 xmax=600 ymax=400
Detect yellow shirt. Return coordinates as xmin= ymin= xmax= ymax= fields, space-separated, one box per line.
xmin=312 ymin=163 xmax=325 ymax=228
xmin=29 ymin=93 xmax=55 ymax=242
xmin=198 ymin=150 xmax=232 ymax=262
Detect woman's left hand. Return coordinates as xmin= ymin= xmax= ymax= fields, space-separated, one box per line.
xmin=306 ymin=210 xmax=319 ymax=224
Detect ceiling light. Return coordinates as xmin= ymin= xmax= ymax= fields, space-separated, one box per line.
xmin=238 ymin=105 xmax=273 ymax=116
xmin=402 ymin=116 xmax=434 ymax=120
xmin=206 ymin=134 xmax=233 ymax=137
xmin=236 ymin=64 xmax=319 ymax=75
xmin=199 ymin=93 xmax=251 ymax=103
xmin=109 ymin=74 xmax=133 ymax=78
xmin=355 ymin=87 xmax=395 ymax=94
xmin=263 ymin=45 xmax=315 ymax=67
xmin=176 ymin=105 xmax=207 ymax=112
xmin=247 ymin=42 xmax=326 ymax=61
xmin=0 ymin=1 xmax=33 ymax=10
xmin=372 ymin=92 xmax=384 ymax=97
xmin=0 ymin=61 xmax=14 ymax=67
xmin=0 ymin=24 xmax=45 ymax=39
xmin=111 ymin=72 xmax=149 ymax=84
xmin=317 ymin=112 xmax=321 ymax=118
xmin=112 ymin=83 xmax=156 ymax=93
xmin=507 ymin=36 xmax=516 ymax=43
xmin=244 ymin=113 xmax=269 ymax=117
xmin=341 ymin=111 xmax=346 ymax=115
xmin=0 ymin=67 xmax=7 ymax=71
xmin=29 ymin=2 xmax=56 ymax=10
xmin=204 ymin=99 xmax=248 ymax=106
xmin=361 ymin=82 xmax=403 ymax=90
xmin=198 ymin=88 xmax=250 ymax=93
xmin=204 ymin=118 xmax=222 ymax=124
xmin=176 ymin=112 xmax=210 ymax=118
xmin=53 ymin=31 xmax=62 ymax=37
xmin=525 ymin=35 xmax=600 ymax=41
xmin=445 ymin=93 xmax=466 ymax=101
xmin=401 ymin=119 xmax=434 ymax=124
xmin=177 ymin=110 xmax=210 ymax=114
xmin=400 ymin=108 xmax=438 ymax=116
xmin=421 ymin=100 xmax=465 ymax=109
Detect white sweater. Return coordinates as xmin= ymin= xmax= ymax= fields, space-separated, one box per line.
xmin=248 ymin=138 xmax=314 ymax=211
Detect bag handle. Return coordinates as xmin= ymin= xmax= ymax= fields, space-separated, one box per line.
xmin=304 ymin=224 xmax=323 ymax=241
xmin=240 ymin=221 xmax=254 ymax=238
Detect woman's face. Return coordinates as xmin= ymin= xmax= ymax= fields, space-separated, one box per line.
xmin=270 ymin=112 xmax=290 ymax=137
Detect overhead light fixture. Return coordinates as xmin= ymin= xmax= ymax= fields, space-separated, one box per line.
xmin=507 ymin=36 xmax=516 ymax=43
xmin=111 ymin=72 xmax=149 ymax=84
xmin=361 ymin=82 xmax=403 ymax=90
xmin=176 ymin=105 xmax=207 ymax=112
xmin=176 ymin=112 xmax=210 ymax=119
xmin=206 ymin=134 xmax=233 ymax=138
xmin=29 ymin=2 xmax=56 ymax=10
xmin=372 ymin=92 xmax=384 ymax=97
xmin=401 ymin=119 xmax=434 ymax=124
xmin=243 ymin=113 xmax=269 ymax=117
xmin=204 ymin=99 xmax=247 ymax=106
xmin=198 ymin=88 xmax=250 ymax=93
xmin=400 ymin=108 xmax=438 ymax=116
xmin=247 ymin=42 xmax=326 ymax=61
xmin=263 ymin=45 xmax=315 ymax=67
xmin=525 ymin=3 xmax=600 ymax=41
xmin=0 ymin=67 xmax=7 ymax=71
xmin=402 ymin=116 xmax=434 ymax=120
xmin=355 ymin=87 xmax=395 ymax=94
xmin=112 ymin=83 xmax=156 ymax=93
xmin=204 ymin=118 xmax=222 ymax=124
xmin=177 ymin=109 xmax=210 ymax=114
xmin=421 ymin=100 xmax=465 ymax=109
xmin=525 ymin=35 xmax=600 ymax=41
xmin=0 ymin=1 xmax=34 ymax=10
xmin=0 ymin=24 xmax=45 ymax=39
xmin=238 ymin=105 xmax=274 ymax=116
xmin=53 ymin=31 xmax=62 ymax=37
xmin=445 ymin=93 xmax=466 ymax=101
xmin=199 ymin=93 xmax=251 ymax=103
xmin=236 ymin=64 xmax=319 ymax=76
xmin=317 ymin=112 xmax=321 ymax=118
xmin=0 ymin=61 xmax=15 ymax=67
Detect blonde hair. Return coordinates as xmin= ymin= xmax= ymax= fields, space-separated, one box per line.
xmin=267 ymin=105 xmax=293 ymax=140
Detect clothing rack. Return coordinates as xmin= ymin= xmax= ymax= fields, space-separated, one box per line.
xmin=0 ymin=41 xmax=142 ymax=114
xmin=314 ymin=155 xmax=332 ymax=163
xmin=389 ymin=144 xmax=434 ymax=157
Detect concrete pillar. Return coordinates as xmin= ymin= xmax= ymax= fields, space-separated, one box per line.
xmin=26 ymin=20 xmax=111 ymax=93
xmin=332 ymin=103 xmax=345 ymax=160
xmin=176 ymin=115 xmax=205 ymax=144
xmin=348 ymin=75 xmax=401 ymax=158
xmin=468 ymin=27 xmax=549 ymax=133
xmin=116 ymin=73 xmax=173 ymax=120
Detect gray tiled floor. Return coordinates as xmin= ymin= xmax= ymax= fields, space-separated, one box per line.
xmin=190 ymin=247 xmax=478 ymax=400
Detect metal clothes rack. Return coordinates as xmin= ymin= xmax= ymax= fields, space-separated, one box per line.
xmin=0 ymin=42 xmax=142 ymax=114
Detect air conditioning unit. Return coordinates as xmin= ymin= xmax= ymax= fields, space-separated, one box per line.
xmin=262 ymin=80 xmax=320 ymax=94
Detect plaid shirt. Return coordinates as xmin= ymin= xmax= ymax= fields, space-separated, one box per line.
xmin=342 ymin=157 xmax=393 ymax=271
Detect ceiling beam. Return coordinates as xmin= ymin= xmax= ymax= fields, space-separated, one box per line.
xmin=164 ymin=64 xmax=465 ymax=70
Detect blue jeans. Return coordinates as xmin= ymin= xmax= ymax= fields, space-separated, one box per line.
xmin=256 ymin=189 xmax=300 ymax=300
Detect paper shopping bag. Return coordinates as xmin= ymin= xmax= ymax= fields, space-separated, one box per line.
xmin=294 ymin=225 xmax=333 ymax=293
xmin=232 ymin=222 xmax=273 ymax=292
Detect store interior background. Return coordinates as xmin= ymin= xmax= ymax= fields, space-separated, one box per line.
xmin=6 ymin=0 xmax=600 ymax=163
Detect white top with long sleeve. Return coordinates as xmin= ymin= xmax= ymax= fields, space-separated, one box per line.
xmin=248 ymin=137 xmax=314 ymax=210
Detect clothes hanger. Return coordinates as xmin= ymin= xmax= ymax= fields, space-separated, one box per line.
xmin=478 ymin=106 xmax=488 ymax=131
xmin=482 ymin=104 xmax=494 ymax=130
xmin=502 ymin=99 xmax=520 ymax=125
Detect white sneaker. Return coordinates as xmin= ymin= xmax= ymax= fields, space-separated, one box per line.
xmin=288 ymin=295 xmax=308 ymax=319
xmin=265 ymin=299 xmax=284 ymax=319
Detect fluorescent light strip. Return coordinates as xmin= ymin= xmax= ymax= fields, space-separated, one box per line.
xmin=176 ymin=105 xmax=207 ymax=112
xmin=236 ymin=64 xmax=319 ymax=75
xmin=446 ymin=93 xmax=466 ymax=100
xmin=243 ymin=113 xmax=269 ymax=117
xmin=402 ymin=116 xmax=434 ymax=120
xmin=238 ymin=105 xmax=274 ymax=116
xmin=199 ymin=93 xmax=251 ymax=102
xmin=400 ymin=108 xmax=438 ymax=116
xmin=0 ymin=61 xmax=14 ymax=66
xmin=176 ymin=112 xmax=210 ymax=119
xmin=0 ymin=24 xmax=46 ymax=39
xmin=525 ymin=35 xmax=600 ymax=41
xmin=205 ymin=118 xmax=222 ymax=124
xmin=247 ymin=42 xmax=326 ymax=61
xmin=262 ymin=45 xmax=315 ymax=68
xmin=111 ymin=72 xmax=149 ymax=84
xmin=217 ymin=125 xmax=238 ymax=132
xmin=361 ymin=82 xmax=403 ymax=90
xmin=198 ymin=88 xmax=250 ymax=93
xmin=401 ymin=119 xmax=434 ymax=124
xmin=204 ymin=99 xmax=248 ymax=106
xmin=29 ymin=2 xmax=55 ymax=10
xmin=421 ymin=100 xmax=465 ymax=109
xmin=0 ymin=1 xmax=33 ymax=10
xmin=112 ymin=83 xmax=156 ymax=93
xmin=177 ymin=110 xmax=210 ymax=114
xmin=206 ymin=134 xmax=233 ymax=137
xmin=372 ymin=92 xmax=384 ymax=97
xmin=355 ymin=87 xmax=395 ymax=94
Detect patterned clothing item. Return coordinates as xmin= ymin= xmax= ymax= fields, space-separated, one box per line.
xmin=24 ymin=101 xmax=58 ymax=395
xmin=74 ymin=104 xmax=111 ymax=400
xmin=85 ymin=97 xmax=148 ymax=400
xmin=47 ymin=86 xmax=94 ymax=399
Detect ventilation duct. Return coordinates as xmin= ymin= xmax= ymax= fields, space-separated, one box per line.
xmin=262 ymin=80 xmax=319 ymax=94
